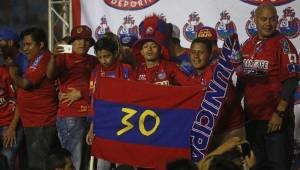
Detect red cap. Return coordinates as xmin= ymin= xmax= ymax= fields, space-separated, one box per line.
xmin=197 ymin=26 xmax=218 ymax=42
xmin=71 ymin=25 xmax=93 ymax=40
xmin=132 ymin=15 xmax=171 ymax=63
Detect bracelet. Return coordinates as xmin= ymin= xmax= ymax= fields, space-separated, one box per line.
xmin=275 ymin=110 xmax=285 ymax=118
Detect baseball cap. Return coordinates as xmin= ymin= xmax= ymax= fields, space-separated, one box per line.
xmin=197 ymin=26 xmax=218 ymax=42
xmin=71 ymin=25 xmax=94 ymax=44
xmin=132 ymin=14 xmax=171 ymax=62
xmin=0 ymin=27 xmax=18 ymax=41
xmin=171 ymin=24 xmax=180 ymax=40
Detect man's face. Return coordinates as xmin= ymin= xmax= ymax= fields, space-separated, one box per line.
xmin=96 ymin=49 xmax=115 ymax=68
xmin=22 ymin=35 xmax=43 ymax=60
xmin=71 ymin=38 xmax=90 ymax=55
xmin=254 ymin=7 xmax=278 ymax=39
xmin=190 ymin=42 xmax=211 ymax=70
xmin=140 ymin=41 xmax=161 ymax=62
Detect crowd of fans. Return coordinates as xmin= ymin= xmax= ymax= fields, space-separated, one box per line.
xmin=0 ymin=2 xmax=299 ymax=170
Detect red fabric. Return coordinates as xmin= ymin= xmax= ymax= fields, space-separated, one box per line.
xmin=240 ymin=32 xmax=300 ymax=120
xmin=0 ymin=66 xmax=15 ymax=126
xmin=72 ymin=0 xmax=81 ymax=27
xmin=18 ymin=50 xmax=57 ymax=127
xmin=92 ymin=137 xmax=190 ymax=170
xmin=188 ymin=64 xmax=244 ymax=133
xmin=132 ymin=60 xmax=190 ymax=86
xmin=55 ymin=53 xmax=96 ymax=117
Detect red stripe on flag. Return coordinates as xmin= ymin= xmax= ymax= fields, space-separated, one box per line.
xmin=91 ymin=137 xmax=190 ymax=170
xmin=72 ymin=0 xmax=81 ymax=26
xmin=95 ymin=78 xmax=203 ymax=109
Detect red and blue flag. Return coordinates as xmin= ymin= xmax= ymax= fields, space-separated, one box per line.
xmin=91 ymin=78 xmax=203 ymax=169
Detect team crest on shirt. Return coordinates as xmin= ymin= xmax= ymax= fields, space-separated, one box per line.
xmin=95 ymin=16 xmax=111 ymax=40
xmin=103 ymin=0 xmax=159 ymax=10
xmin=215 ymin=10 xmax=237 ymax=41
xmin=240 ymin=0 xmax=295 ymax=6
xmin=278 ymin=7 xmax=300 ymax=39
xmin=183 ymin=12 xmax=204 ymax=42
xmin=245 ymin=10 xmax=257 ymax=37
xmin=117 ymin=15 xmax=139 ymax=44
xmin=157 ymin=72 xmax=166 ymax=80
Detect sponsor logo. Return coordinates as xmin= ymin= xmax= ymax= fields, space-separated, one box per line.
xmin=215 ymin=10 xmax=237 ymax=41
xmin=183 ymin=12 xmax=204 ymax=42
xmin=240 ymin=0 xmax=295 ymax=6
xmin=117 ymin=15 xmax=139 ymax=43
xmin=243 ymin=59 xmax=269 ymax=76
xmin=104 ymin=0 xmax=159 ymax=10
xmin=278 ymin=7 xmax=300 ymax=39
xmin=95 ymin=16 xmax=111 ymax=40
xmin=138 ymin=74 xmax=147 ymax=80
xmin=245 ymin=10 xmax=257 ymax=37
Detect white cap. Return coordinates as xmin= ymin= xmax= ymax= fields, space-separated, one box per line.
xmin=172 ymin=24 xmax=180 ymax=39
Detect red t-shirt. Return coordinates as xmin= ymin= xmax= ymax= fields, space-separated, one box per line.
xmin=240 ymin=32 xmax=300 ymax=120
xmin=89 ymin=62 xmax=132 ymax=116
xmin=55 ymin=53 xmax=96 ymax=117
xmin=132 ymin=60 xmax=190 ymax=86
xmin=188 ymin=64 xmax=244 ymax=133
xmin=18 ymin=50 xmax=57 ymax=127
xmin=0 ymin=66 xmax=15 ymax=126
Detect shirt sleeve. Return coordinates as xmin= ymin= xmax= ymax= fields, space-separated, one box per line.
xmin=278 ymin=38 xmax=300 ymax=82
xmin=24 ymin=51 xmax=51 ymax=86
xmin=169 ymin=63 xmax=191 ymax=86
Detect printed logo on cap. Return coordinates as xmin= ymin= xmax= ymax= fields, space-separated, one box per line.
xmin=245 ymin=10 xmax=257 ymax=37
xmin=215 ymin=10 xmax=237 ymax=41
xmin=77 ymin=27 xmax=83 ymax=33
xmin=183 ymin=12 xmax=204 ymax=42
xmin=95 ymin=16 xmax=111 ymax=40
xmin=240 ymin=0 xmax=295 ymax=6
xmin=117 ymin=15 xmax=139 ymax=42
xmin=104 ymin=0 xmax=159 ymax=10
xmin=278 ymin=7 xmax=300 ymax=39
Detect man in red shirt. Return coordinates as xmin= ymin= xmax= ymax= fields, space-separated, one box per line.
xmin=132 ymin=15 xmax=189 ymax=86
xmin=238 ymin=3 xmax=300 ymax=169
xmin=188 ymin=37 xmax=245 ymax=150
xmin=47 ymin=25 xmax=96 ymax=170
xmin=0 ymin=46 xmax=23 ymax=170
xmin=8 ymin=27 xmax=58 ymax=169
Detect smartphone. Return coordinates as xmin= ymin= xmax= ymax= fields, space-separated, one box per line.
xmin=240 ymin=142 xmax=251 ymax=157
xmin=58 ymin=44 xmax=72 ymax=53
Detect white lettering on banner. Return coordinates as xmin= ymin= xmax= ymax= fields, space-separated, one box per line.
xmin=107 ymin=0 xmax=157 ymax=9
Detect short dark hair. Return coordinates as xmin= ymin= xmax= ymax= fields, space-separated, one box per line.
xmin=45 ymin=148 xmax=72 ymax=170
xmin=166 ymin=158 xmax=198 ymax=170
xmin=94 ymin=37 xmax=118 ymax=57
xmin=190 ymin=37 xmax=213 ymax=54
xmin=20 ymin=27 xmax=48 ymax=48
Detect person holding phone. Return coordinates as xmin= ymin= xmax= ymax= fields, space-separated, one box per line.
xmin=47 ymin=25 xmax=96 ymax=170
